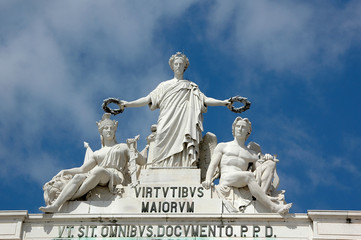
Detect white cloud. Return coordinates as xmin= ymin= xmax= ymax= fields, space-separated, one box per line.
xmin=0 ymin=1 xmax=198 ymax=184
xmin=252 ymin=113 xmax=361 ymax=196
xmin=207 ymin=1 xmax=361 ymax=76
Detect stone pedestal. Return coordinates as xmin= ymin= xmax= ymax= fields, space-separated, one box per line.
xmin=139 ymin=168 xmax=201 ymax=184
xmin=58 ymin=168 xmax=223 ymax=214
xmin=56 ymin=168 xmax=276 ymax=215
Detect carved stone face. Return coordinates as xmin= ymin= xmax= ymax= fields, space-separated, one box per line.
xmin=102 ymin=123 xmax=116 ymax=140
xmin=173 ymin=58 xmax=185 ymax=74
xmin=234 ymin=120 xmax=250 ymax=139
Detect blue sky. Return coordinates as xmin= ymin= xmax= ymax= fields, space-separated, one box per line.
xmin=1 ymin=1 xmax=361 ymax=214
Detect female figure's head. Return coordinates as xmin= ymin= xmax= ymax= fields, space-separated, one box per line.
xmin=96 ymin=113 xmax=118 ymax=147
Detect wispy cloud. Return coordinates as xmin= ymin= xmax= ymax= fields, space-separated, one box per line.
xmin=252 ymin=114 xmax=361 ymax=198
xmin=0 ymin=1 xmax=197 ymax=184
xmin=206 ymin=1 xmax=361 ymax=76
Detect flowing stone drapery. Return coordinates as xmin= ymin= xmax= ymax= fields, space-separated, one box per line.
xmin=98 ymin=143 xmax=130 ymax=190
xmin=148 ymin=79 xmax=207 ymax=167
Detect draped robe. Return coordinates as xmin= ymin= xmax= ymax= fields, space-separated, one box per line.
xmin=97 ymin=143 xmax=131 ymax=191
xmin=148 ymin=79 xmax=207 ymax=167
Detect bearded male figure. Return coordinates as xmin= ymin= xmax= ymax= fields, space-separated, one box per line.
xmin=119 ymin=52 xmax=232 ymax=167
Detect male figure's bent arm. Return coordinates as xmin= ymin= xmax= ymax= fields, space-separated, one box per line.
xmin=202 ymin=144 xmax=224 ymax=189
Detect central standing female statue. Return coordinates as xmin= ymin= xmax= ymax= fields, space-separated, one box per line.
xmin=119 ymin=52 xmax=231 ymax=167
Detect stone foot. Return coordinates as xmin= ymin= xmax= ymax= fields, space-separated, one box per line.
xmin=275 ymin=203 xmax=292 ymax=215
xmin=39 ymin=205 xmax=59 ymax=213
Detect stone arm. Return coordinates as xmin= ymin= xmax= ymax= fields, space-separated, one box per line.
xmin=121 ymin=95 xmax=151 ymax=108
xmin=56 ymin=156 xmax=97 ymax=177
xmin=204 ymin=96 xmax=231 ymax=108
xmin=202 ymin=144 xmax=224 ymax=189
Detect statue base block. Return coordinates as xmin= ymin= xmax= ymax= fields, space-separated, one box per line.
xmin=57 ymin=168 xmax=275 ymax=214
xmin=139 ymin=168 xmax=201 ymax=185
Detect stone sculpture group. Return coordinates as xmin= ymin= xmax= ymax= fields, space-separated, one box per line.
xmin=40 ymin=52 xmax=292 ymax=214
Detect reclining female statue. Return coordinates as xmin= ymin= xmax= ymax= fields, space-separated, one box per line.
xmin=39 ymin=113 xmax=146 ymax=213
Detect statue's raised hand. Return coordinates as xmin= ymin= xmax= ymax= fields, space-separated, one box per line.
xmin=262 ymin=153 xmax=274 ymax=161
xmin=225 ymin=99 xmax=233 ymax=110
xmin=117 ymin=100 xmax=126 ymax=111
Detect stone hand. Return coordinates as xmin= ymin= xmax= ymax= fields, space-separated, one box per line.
xmin=262 ymin=153 xmax=279 ymax=162
xmin=262 ymin=153 xmax=274 ymax=161
xmin=202 ymin=180 xmax=212 ymax=190
xmin=225 ymin=99 xmax=232 ymax=110
xmin=117 ymin=100 xmax=126 ymax=110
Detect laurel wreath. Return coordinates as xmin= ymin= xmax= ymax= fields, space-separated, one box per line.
xmin=229 ymin=96 xmax=251 ymax=114
xmin=102 ymin=98 xmax=124 ymax=115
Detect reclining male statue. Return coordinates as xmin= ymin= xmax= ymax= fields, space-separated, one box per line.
xmin=39 ymin=113 xmax=147 ymax=213
xmin=202 ymin=117 xmax=292 ymax=214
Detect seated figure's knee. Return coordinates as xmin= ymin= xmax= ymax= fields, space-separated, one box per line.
xmin=72 ymin=174 xmax=86 ymax=183
xmin=245 ymin=172 xmax=256 ymax=183
xmin=269 ymin=161 xmax=276 ymax=172
xmin=263 ymin=160 xmax=276 ymax=172
xmin=91 ymin=166 xmax=107 ymax=177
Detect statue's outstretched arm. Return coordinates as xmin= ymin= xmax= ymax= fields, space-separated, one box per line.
xmin=204 ymin=96 xmax=230 ymax=107
xmin=122 ymin=95 xmax=151 ymax=108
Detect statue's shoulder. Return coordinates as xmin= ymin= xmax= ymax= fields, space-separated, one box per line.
xmin=152 ymin=79 xmax=175 ymax=91
xmin=216 ymin=141 xmax=232 ymax=150
xmin=115 ymin=143 xmax=129 ymax=150
xmin=161 ymin=79 xmax=177 ymax=86
xmin=218 ymin=141 xmax=233 ymax=146
xmin=93 ymin=148 xmax=102 ymax=155
xmin=219 ymin=141 xmax=246 ymax=154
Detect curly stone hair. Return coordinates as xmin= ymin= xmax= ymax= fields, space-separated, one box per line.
xmin=168 ymin=52 xmax=190 ymax=72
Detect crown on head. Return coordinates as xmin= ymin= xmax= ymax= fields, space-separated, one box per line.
xmin=96 ymin=113 xmax=118 ymax=133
